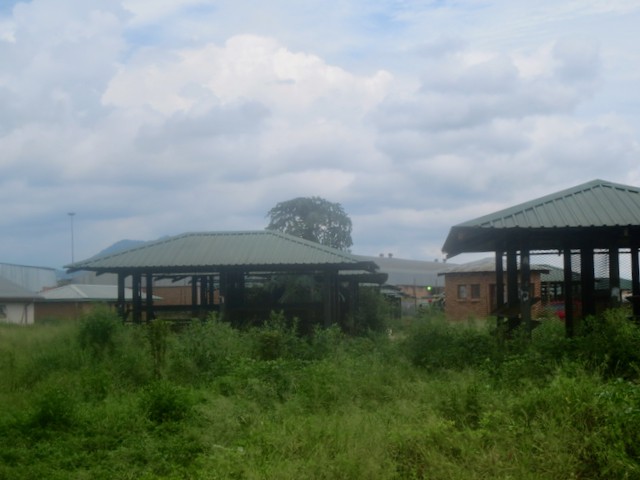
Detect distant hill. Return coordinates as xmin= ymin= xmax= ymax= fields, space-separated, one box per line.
xmin=92 ymin=239 xmax=148 ymax=258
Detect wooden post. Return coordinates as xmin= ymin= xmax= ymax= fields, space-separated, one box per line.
xmin=580 ymin=246 xmax=595 ymax=318
xmin=608 ymin=245 xmax=621 ymax=308
xmin=631 ymin=245 xmax=640 ymax=319
xmin=323 ymin=270 xmax=337 ymax=328
xmin=506 ymin=249 xmax=518 ymax=328
xmin=117 ymin=272 xmax=126 ymax=320
xmin=495 ymin=251 xmax=504 ymax=328
xmin=146 ymin=273 xmax=154 ymax=322
xmin=563 ymin=248 xmax=575 ymax=337
xmin=132 ymin=272 xmax=142 ymax=324
xmin=520 ymin=248 xmax=531 ymax=336
xmin=191 ymin=275 xmax=199 ymax=318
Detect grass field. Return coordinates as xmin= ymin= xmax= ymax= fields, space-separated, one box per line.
xmin=0 ymin=307 xmax=639 ymax=479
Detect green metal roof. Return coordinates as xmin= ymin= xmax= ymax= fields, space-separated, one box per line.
xmin=66 ymin=230 xmax=379 ymax=274
xmin=456 ymin=179 xmax=640 ymax=229
xmin=442 ymin=180 xmax=640 ymax=257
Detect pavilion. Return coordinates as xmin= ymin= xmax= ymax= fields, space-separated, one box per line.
xmin=442 ymin=179 xmax=640 ymax=336
xmin=66 ymin=230 xmax=385 ymax=328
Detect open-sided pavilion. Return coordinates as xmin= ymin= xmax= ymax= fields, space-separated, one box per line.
xmin=66 ymin=230 xmax=385 ymax=328
xmin=442 ymin=179 xmax=640 ymax=336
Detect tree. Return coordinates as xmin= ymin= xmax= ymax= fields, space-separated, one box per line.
xmin=266 ymin=196 xmax=353 ymax=251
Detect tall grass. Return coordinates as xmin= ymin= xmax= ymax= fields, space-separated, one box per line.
xmin=0 ymin=307 xmax=638 ymax=478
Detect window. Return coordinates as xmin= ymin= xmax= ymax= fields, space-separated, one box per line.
xmin=0 ymin=305 xmax=6 ymax=319
xmin=457 ymin=285 xmax=467 ymax=300
xmin=470 ymin=284 xmax=481 ymax=299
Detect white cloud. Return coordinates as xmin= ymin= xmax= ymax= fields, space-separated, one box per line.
xmin=0 ymin=0 xmax=639 ymax=267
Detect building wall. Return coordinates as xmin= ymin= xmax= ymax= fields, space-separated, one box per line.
xmin=0 ymin=302 xmax=35 ymax=324
xmin=444 ymin=272 xmax=543 ymax=321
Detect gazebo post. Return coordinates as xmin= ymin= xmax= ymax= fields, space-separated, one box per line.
xmin=631 ymin=244 xmax=640 ymax=319
xmin=563 ymin=248 xmax=575 ymax=337
xmin=608 ymin=245 xmax=621 ymax=308
xmin=580 ymin=246 xmax=596 ymax=318
xmin=520 ymin=247 xmax=531 ymax=335
xmin=145 ymin=273 xmax=154 ymax=322
xmin=323 ymin=270 xmax=338 ymax=327
xmin=117 ymin=272 xmax=126 ymax=320
xmin=191 ymin=275 xmax=199 ymax=318
xmin=495 ymin=251 xmax=505 ymax=329
xmin=506 ymin=249 xmax=519 ymax=327
xmin=132 ymin=272 xmax=142 ymax=324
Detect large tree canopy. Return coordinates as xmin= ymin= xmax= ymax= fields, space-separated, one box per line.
xmin=266 ymin=197 xmax=353 ymax=251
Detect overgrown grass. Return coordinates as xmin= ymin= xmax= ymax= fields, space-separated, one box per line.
xmin=0 ymin=307 xmax=639 ymax=478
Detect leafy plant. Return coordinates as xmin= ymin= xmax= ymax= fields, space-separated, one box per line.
xmin=77 ymin=307 xmax=122 ymax=358
xmin=141 ymin=380 xmax=192 ymax=424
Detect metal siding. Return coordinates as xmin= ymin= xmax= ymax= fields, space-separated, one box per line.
xmin=0 ymin=264 xmax=57 ymax=293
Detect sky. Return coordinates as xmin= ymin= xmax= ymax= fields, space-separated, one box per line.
xmin=1 ymin=0 xmax=640 ymax=269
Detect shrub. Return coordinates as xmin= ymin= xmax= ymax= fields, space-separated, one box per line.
xmin=29 ymin=384 xmax=77 ymax=430
xmin=249 ymin=311 xmax=306 ymax=361
xmin=168 ymin=314 xmax=249 ymax=384
xmin=78 ymin=307 xmax=122 ymax=358
xmin=403 ymin=316 xmax=495 ymax=370
xmin=141 ymin=380 xmax=192 ymax=424
xmin=348 ymin=287 xmax=390 ymax=334
xmin=574 ymin=308 xmax=640 ymax=378
xmin=146 ymin=319 xmax=171 ymax=379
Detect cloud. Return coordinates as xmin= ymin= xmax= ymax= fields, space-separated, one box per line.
xmin=0 ymin=0 xmax=639 ymax=268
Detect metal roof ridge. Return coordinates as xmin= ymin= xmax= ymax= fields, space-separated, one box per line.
xmin=456 ymin=179 xmax=640 ymax=228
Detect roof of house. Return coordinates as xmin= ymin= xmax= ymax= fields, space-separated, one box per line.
xmin=40 ymin=284 xmax=161 ymax=302
xmin=0 ymin=263 xmax=58 ymax=293
xmin=66 ymin=231 xmax=379 ymax=274
xmin=441 ymin=257 xmax=550 ymax=274
xmin=442 ymin=179 xmax=640 ymax=257
xmin=357 ymin=255 xmax=454 ymax=286
xmin=0 ymin=276 xmax=42 ymax=301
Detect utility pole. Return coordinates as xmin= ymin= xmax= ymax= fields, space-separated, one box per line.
xmin=68 ymin=212 xmax=76 ymax=263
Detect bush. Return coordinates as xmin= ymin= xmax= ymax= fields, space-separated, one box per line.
xmin=249 ymin=311 xmax=306 ymax=361
xmin=403 ymin=316 xmax=495 ymax=370
xmin=78 ymin=307 xmax=122 ymax=358
xmin=141 ymin=380 xmax=192 ymax=424
xmin=168 ymin=314 xmax=249 ymax=384
xmin=574 ymin=308 xmax=640 ymax=378
xmin=29 ymin=384 xmax=77 ymax=430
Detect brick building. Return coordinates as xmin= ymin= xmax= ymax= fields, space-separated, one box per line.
xmin=441 ymin=258 xmax=547 ymax=321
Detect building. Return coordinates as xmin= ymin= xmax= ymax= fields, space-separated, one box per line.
xmin=442 ymin=179 xmax=640 ymax=336
xmin=36 ymin=284 xmax=159 ymax=322
xmin=0 ymin=263 xmax=58 ymax=292
xmin=66 ymin=230 xmax=385 ymax=329
xmin=0 ymin=276 xmax=41 ymax=324
xmin=441 ymin=258 xmax=547 ymax=321
xmin=358 ymin=254 xmax=453 ymax=314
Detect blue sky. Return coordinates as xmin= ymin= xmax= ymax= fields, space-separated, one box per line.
xmin=1 ymin=0 xmax=640 ymax=268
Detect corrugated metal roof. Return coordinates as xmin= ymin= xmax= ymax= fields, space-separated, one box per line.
xmin=0 ymin=276 xmax=42 ymax=300
xmin=40 ymin=284 xmax=160 ymax=301
xmin=0 ymin=263 xmax=58 ymax=292
xmin=356 ymin=255 xmax=454 ymax=286
xmin=458 ymin=179 xmax=640 ymax=229
xmin=66 ymin=231 xmax=378 ymax=273
xmin=442 ymin=179 xmax=640 ymax=257
xmin=442 ymin=257 xmax=550 ymax=274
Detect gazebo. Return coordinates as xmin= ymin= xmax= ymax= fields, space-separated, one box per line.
xmin=442 ymin=179 xmax=640 ymax=336
xmin=66 ymin=230 xmax=385 ymax=328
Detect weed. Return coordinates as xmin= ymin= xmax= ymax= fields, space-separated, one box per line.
xmin=141 ymin=380 xmax=192 ymax=424
xmin=78 ymin=307 xmax=122 ymax=358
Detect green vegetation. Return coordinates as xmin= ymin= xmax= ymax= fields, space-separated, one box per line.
xmin=1 ymin=306 xmax=639 ymax=479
